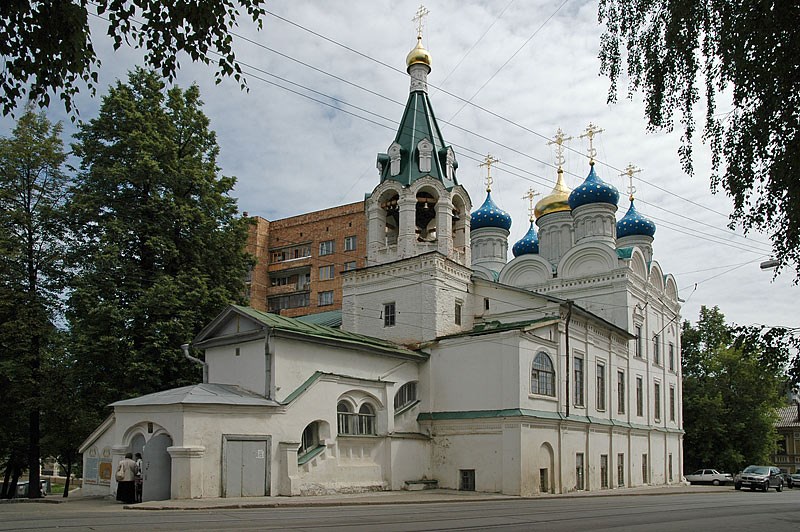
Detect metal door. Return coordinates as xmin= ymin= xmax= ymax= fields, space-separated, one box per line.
xmin=225 ymin=439 xmax=268 ymax=497
xmin=142 ymin=434 xmax=172 ymax=501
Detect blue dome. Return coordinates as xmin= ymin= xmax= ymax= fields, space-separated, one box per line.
xmin=616 ymin=198 xmax=656 ymax=238
xmin=512 ymin=221 xmax=539 ymax=257
xmin=568 ymin=164 xmax=620 ymax=210
xmin=471 ymin=191 xmax=512 ymax=230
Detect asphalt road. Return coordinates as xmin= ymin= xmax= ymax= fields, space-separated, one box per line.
xmin=2 ymin=490 xmax=799 ymax=531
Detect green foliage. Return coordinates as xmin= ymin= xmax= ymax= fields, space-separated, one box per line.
xmin=0 ymin=1 xmax=267 ymax=116
xmin=67 ymin=69 xmax=252 ymax=414
xmin=681 ymin=306 xmax=792 ymax=473
xmin=0 ymin=107 xmax=70 ymax=498
xmin=598 ymin=1 xmax=800 ymax=279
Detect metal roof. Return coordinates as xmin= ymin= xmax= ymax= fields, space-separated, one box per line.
xmin=110 ymin=383 xmax=281 ymax=407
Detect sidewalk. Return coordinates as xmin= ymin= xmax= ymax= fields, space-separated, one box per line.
xmin=1 ymin=484 xmax=732 ymax=511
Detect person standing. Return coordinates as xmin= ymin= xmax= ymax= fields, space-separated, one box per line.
xmin=115 ymin=453 xmax=137 ymax=504
xmin=134 ymin=453 xmax=143 ymax=503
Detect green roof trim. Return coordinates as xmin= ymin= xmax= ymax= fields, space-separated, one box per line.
xmin=437 ymin=317 xmax=556 ymax=341
xmin=232 ymin=306 xmax=426 ymax=361
xmin=281 ymin=371 xmax=323 ymax=405
xmin=297 ymin=444 xmax=325 ymax=466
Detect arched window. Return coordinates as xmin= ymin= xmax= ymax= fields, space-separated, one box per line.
xmin=337 ymin=400 xmax=377 ymax=435
xmin=298 ymin=422 xmax=319 ymax=457
xmin=393 ymin=382 xmax=418 ymax=411
xmin=531 ymin=352 xmax=556 ymax=396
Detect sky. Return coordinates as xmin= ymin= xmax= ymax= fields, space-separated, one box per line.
xmin=3 ymin=0 xmax=797 ymax=330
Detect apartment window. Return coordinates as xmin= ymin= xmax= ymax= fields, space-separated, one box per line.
xmin=343 ymin=261 xmax=357 ymax=271
xmin=268 ymin=292 xmax=310 ymax=312
xmin=654 ymin=382 xmax=661 ymax=421
xmin=635 ymin=325 xmax=643 ymax=357
xmin=669 ymin=342 xmax=675 ymax=371
xmin=394 ymin=381 xmax=417 ymax=411
xmin=597 ymin=362 xmax=606 ymax=411
xmin=617 ymin=370 xmax=626 ymax=414
xmin=576 ymin=453 xmax=585 ymax=491
xmin=574 ymin=356 xmax=584 ymax=406
xmin=454 ymin=300 xmax=462 ymax=326
xmin=636 ymin=376 xmax=643 ymax=417
xmin=318 ymin=290 xmax=334 ymax=306
xmin=319 ymin=240 xmax=334 ymax=256
xmin=617 ymin=453 xmax=625 ymax=487
xmin=654 ymin=334 xmax=661 ymax=365
xmin=601 ymin=454 xmax=609 ymax=488
xmin=319 ymin=265 xmax=335 ymax=280
xmin=384 ymin=302 xmax=396 ymax=327
xmin=531 ymin=352 xmax=556 ymax=397
xmin=669 ymin=386 xmax=676 ymax=422
xmin=642 ymin=454 xmax=648 ymax=484
xmin=344 ymin=235 xmax=357 ymax=251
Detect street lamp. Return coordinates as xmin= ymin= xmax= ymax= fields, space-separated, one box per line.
xmin=760 ymin=259 xmax=779 ymax=270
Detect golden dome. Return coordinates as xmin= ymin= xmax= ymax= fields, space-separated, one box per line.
xmin=534 ymin=168 xmax=572 ymax=219
xmin=406 ymin=37 xmax=432 ymax=68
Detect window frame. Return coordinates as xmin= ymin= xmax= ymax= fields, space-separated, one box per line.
xmin=636 ymin=376 xmax=643 ymax=417
xmin=574 ymin=356 xmax=585 ymax=407
xmin=343 ymin=260 xmax=357 ymax=271
xmin=669 ymin=385 xmax=676 ymax=422
xmin=617 ymin=370 xmax=626 ymax=414
xmin=317 ymin=290 xmax=334 ymax=306
xmin=596 ymin=362 xmax=606 ymax=411
xmin=531 ymin=352 xmax=556 ymax=397
xmin=319 ymin=240 xmax=335 ymax=256
xmin=383 ymin=302 xmax=396 ymax=327
xmin=654 ymin=381 xmax=661 ymax=421
xmin=319 ymin=264 xmax=335 ymax=280
xmin=454 ymin=299 xmax=462 ymax=326
xmin=653 ymin=334 xmax=661 ymax=365
xmin=393 ymin=381 xmax=418 ymax=412
xmin=635 ymin=325 xmax=643 ymax=357
xmin=344 ymin=235 xmax=357 ymax=251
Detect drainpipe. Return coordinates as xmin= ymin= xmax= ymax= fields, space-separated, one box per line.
xmin=565 ymin=301 xmax=573 ymax=419
xmin=181 ymin=343 xmax=208 ymax=384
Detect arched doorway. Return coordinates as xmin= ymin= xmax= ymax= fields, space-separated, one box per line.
xmin=538 ymin=442 xmax=555 ymax=494
xmin=142 ymin=433 xmax=172 ymax=501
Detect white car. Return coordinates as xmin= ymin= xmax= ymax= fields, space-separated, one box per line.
xmin=685 ymin=469 xmax=734 ymax=486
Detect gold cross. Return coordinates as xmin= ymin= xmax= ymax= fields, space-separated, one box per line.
xmin=546 ymin=128 xmax=572 ymax=169
xmin=413 ymin=5 xmax=430 ymax=39
xmin=523 ymin=188 xmax=540 ymax=221
xmin=620 ymin=164 xmax=642 ymax=200
xmin=479 ymin=154 xmax=500 ymax=191
xmin=579 ymin=123 xmax=604 ymax=163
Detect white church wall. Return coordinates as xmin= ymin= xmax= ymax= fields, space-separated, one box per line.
xmin=205 ymin=339 xmax=267 ymax=396
xmin=429 ymin=423 xmax=504 ymax=493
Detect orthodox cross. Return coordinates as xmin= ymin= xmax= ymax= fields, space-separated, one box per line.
xmin=546 ymin=128 xmax=572 ymax=170
xmin=579 ymin=123 xmax=604 ymax=163
xmin=620 ymin=164 xmax=642 ymax=200
xmin=479 ymin=154 xmax=500 ymax=191
xmin=522 ymin=188 xmax=540 ymax=221
xmin=413 ymin=5 xmax=430 ymax=39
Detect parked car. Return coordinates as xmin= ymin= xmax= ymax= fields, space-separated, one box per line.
xmin=685 ymin=469 xmax=734 ymax=486
xmin=734 ymin=465 xmax=784 ymax=492
xmin=779 ymin=473 xmax=793 ymax=488
xmin=789 ymin=473 xmax=800 ymax=488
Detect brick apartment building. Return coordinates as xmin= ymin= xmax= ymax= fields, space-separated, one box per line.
xmin=245 ymin=201 xmax=367 ymax=317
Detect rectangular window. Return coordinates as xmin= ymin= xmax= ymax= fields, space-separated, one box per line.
xmin=343 ymin=261 xmax=357 ymax=271
xmin=484 ymin=297 xmax=490 ymax=311
xmin=576 ymin=453 xmax=585 ymax=491
xmin=654 ymin=334 xmax=660 ymax=365
xmin=597 ymin=363 xmax=606 ymax=411
xmin=654 ymin=382 xmax=661 ymax=420
xmin=617 ymin=371 xmax=625 ymax=414
xmin=270 ymin=244 xmax=311 ymax=263
xmin=319 ymin=240 xmax=334 ymax=256
xmin=669 ymin=386 xmax=676 ymax=422
xmin=344 ymin=235 xmax=357 ymax=251
xmin=384 ymin=302 xmax=396 ymax=327
xmin=617 ymin=453 xmax=625 ymax=487
xmin=318 ymin=290 xmax=334 ymax=306
xmin=642 ymin=454 xmax=648 ymax=484
xmin=319 ymin=265 xmax=334 ymax=280
xmin=601 ymin=454 xmax=609 ymax=488
xmin=636 ymin=376 xmax=643 ymax=416
xmin=460 ymin=470 xmax=475 ymax=491
xmin=574 ymin=357 xmax=584 ymax=406
xmin=268 ymin=292 xmax=310 ymax=312
xmin=455 ymin=300 xmax=462 ymax=326
xmin=635 ymin=325 xmax=642 ymax=357
xmin=669 ymin=342 xmax=675 ymax=371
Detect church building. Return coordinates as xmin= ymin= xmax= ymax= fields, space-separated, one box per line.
xmin=80 ymin=27 xmax=682 ymax=501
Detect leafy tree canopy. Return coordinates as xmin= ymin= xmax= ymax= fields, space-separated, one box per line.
xmin=681 ymin=306 xmax=796 ymax=473
xmin=67 ymin=68 xmax=253 ymax=414
xmin=0 ymin=1 xmax=267 ymax=116
xmin=598 ymin=1 xmax=800 ymax=279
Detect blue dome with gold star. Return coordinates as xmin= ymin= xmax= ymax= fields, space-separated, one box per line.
xmin=471 ymin=191 xmax=512 ymax=230
xmin=568 ymin=163 xmax=620 ymax=210
xmin=512 ymin=221 xmax=539 ymax=256
xmin=616 ymin=198 xmax=656 ymax=238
